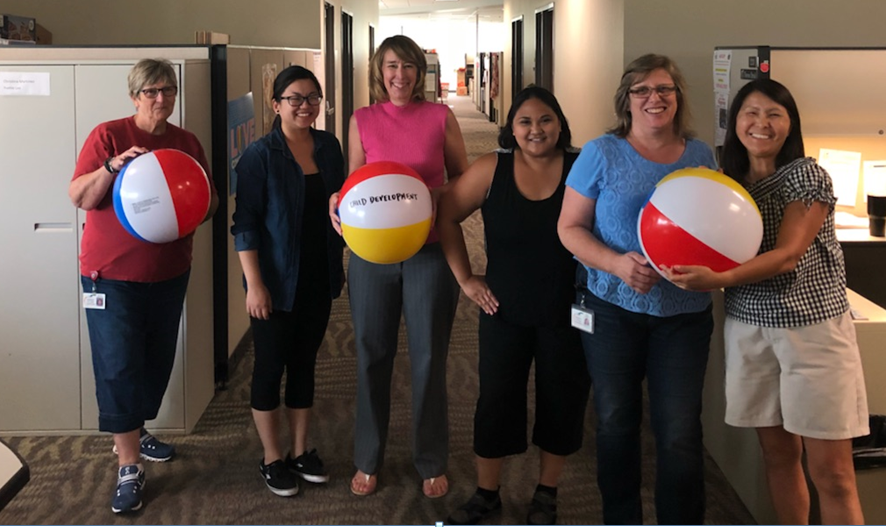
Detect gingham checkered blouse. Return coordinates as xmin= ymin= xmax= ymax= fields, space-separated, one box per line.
xmin=724 ymin=157 xmax=849 ymax=328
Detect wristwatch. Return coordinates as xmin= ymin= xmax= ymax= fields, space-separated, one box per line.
xmin=104 ymin=156 xmax=119 ymax=174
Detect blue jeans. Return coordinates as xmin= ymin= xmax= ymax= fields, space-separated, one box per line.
xmin=82 ymin=270 xmax=190 ymax=434
xmin=579 ymin=291 xmax=713 ymax=525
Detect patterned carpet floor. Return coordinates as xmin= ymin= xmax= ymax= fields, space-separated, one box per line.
xmin=0 ymin=95 xmax=755 ymax=525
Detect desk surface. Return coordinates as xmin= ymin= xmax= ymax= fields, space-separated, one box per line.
xmin=0 ymin=438 xmax=29 ymax=512
xmin=837 ymin=227 xmax=886 ymax=244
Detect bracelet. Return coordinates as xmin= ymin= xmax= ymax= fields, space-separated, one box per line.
xmin=104 ymin=156 xmax=118 ymax=174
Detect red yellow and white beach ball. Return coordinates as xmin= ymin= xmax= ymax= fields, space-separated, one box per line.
xmin=638 ymin=167 xmax=763 ymax=277
xmin=337 ymin=161 xmax=432 ymax=264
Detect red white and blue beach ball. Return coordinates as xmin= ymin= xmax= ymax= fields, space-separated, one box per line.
xmin=113 ymin=149 xmax=211 ymax=244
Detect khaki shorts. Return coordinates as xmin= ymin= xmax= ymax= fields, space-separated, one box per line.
xmin=724 ymin=312 xmax=869 ymax=440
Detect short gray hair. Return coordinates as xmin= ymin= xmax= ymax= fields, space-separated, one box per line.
xmin=128 ymin=58 xmax=177 ymax=98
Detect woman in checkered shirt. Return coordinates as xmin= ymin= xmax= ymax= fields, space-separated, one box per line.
xmin=664 ymin=78 xmax=868 ymax=525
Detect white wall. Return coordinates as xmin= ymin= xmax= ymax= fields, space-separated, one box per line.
xmin=377 ymin=16 xmax=503 ymax=90
xmin=504 ymin=0 xmax=624 ymax=145
xmin=624 ymin=0 xmax=886 ymax=147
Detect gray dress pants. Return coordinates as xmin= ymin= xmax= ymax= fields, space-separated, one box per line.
xmin=348 ymin=242 xmax=459 ymax=478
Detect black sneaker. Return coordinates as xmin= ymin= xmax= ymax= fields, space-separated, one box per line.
xmin=259 ymin=459 xmax=299 ymax=497
xmin=446 ymin=490 xmax=502 ymax=525
xmin=526 ymin=489 xmax=558 ymax=525
xmin=287 ymin=449 xmax=330 ymax=484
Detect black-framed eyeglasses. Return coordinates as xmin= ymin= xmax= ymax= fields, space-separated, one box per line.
xmin=140 ymin=86 xmax=178 ymax=99
xmin=628 ymin=85 xmax=678 ymax=98
xmin=281 ymin=94 xmax=323 ymax=107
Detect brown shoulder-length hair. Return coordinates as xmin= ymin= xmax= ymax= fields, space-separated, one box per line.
xmin=607 ymin=53 xmax=695 ymax=140
xmin=369 ymin=35 xmax=427 ymax=103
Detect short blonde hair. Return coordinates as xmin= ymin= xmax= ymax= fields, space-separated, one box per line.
xmin=607 ymin=54 xmax=694 ymax=139
xmin=128 ymin=58 xmax=177 ymax=98
xmin=369 ymin=35 xmax=427 ymax=103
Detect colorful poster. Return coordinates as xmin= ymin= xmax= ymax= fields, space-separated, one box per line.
xmin=228 ymin=92 xmax=256 ymax=196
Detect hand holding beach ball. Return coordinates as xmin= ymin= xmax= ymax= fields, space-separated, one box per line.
xmin=337 ymin=161 xmax=432 ymax=264
xmin=638 ymin=167 xmax=762 ymax=280
xmin=113 ymin=149 xmax=211 ymax=244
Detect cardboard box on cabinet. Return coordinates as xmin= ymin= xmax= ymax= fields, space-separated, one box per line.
xmin=0 ymin=14 xmax=36 ymax=42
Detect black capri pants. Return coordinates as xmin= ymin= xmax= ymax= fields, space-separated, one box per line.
xmin=474 ymin=313 xmax=591 ymax=458
xmin=250 ymin=288 xmax=332 ymax=411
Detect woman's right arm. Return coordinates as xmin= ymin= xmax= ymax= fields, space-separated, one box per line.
xmin=69 ymin=146 xmax=147 ymax=210
xmin=558 ymin=187 xmax=660 ymax=294
xmin=329 ymin=114 xmax=366 ymax=236
xmin=437 ymin=153 xmax=499 ymax=314
xmin=231 ymin=146 xmax=271 ymax=318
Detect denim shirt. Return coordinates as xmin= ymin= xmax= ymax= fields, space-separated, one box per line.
xmin=231 ymin=126 xmax=345 ymax=311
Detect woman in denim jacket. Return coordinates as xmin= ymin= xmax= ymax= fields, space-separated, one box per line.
xmin=231 ymin=65 xmax=344 ymax=498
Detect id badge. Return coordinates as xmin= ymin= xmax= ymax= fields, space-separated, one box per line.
xmin=83 ymin=293 xmax=107 ymax=310
xmin=571 ymin=303 xmax=594 ymax=334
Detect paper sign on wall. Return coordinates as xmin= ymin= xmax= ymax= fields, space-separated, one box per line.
xmin=0 ymin=72 xmax=50 ymax=96
xmin=863 ymin=161 xmax=886 ymax=199
xmin=819 ymin=148 xmax=862 ymax=207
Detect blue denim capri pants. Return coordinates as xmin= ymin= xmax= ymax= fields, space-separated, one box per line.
xmin=81 ymin=270 xmax=190 ymax=434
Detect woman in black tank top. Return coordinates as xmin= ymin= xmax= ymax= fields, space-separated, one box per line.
xmin=438 ymin=87 xmax=591 ymax=525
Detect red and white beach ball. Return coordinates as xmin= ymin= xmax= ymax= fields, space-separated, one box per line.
xmin=638 ymin=167 xmax=763 ymax=278
xmin=113 ymin=149 xmax=211 ymax=244
xmin=337 ymin=161 xmax=432 ymax=264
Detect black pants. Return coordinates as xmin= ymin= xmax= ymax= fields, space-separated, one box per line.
xmin=474 ymin=313 xmax=591 ymax=458
xmin=249 ymin=288 xmax=332 ymax=411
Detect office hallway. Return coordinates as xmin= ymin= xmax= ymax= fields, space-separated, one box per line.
xmin=0 ymin=95 xmax=756 ymax=525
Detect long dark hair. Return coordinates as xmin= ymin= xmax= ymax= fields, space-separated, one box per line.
xmin=498 ymin=85 xmax=572 ymax=150
xmin=271 ymin=65 xmax=323 ymax=130
xmin=721 ymin=79 xmax=805 ymax=182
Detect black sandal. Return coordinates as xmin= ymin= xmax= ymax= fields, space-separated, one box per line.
xmin=446 ymin=491 xmax=502 ymax=525
xmin=526 ymin=489 xmax=558 ymax=525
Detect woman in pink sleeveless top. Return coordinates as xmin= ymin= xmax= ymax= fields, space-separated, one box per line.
xmin=329 ymin=35 xmax=468 ymax=498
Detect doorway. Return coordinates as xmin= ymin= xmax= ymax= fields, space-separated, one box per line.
xmin=511 ymin=17 xmax=524 ymax=100
xmin=369 ymin=24 xmax=376 ymax=105
xmin=341 ymin=10 xmax=354 ymax=166
xmin=324 ymin=2 xmax=336 ymax=135
xmin=535 ymin=5 xmax=553 ymax=91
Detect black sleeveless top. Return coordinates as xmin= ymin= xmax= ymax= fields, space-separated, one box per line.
xmin=481 ymin=150 xmax=579 ymax=327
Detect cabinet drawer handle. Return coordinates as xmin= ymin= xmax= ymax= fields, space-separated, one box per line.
xmin=34 ymin=223 xmax=73 ymax=232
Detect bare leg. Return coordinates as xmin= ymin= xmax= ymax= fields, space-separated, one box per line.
xmin=757 ymin=426 xmax=809 ymax=525
xmin=476 ymin=456 xmax=504 ymax=491
xmin=253 ymin=408 xmax=283 ymax=463
xmin=538 ymin=450 xmax=566 ymax=488
xmin=804 ymin=437 xmax=864 ymax=525
xmin=114 ymin=429 xmax=141 ymax=466
xmin=287 ymin=407 xmax=311 ymax=456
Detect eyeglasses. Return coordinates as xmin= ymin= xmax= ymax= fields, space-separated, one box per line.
xmin=140 ymin=86 xmax=178 ymax=98
xmin=281 ymin=94 xmax=323 ymax=107
xmin=628 ymin=85 xmax=678 ymax=98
